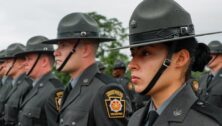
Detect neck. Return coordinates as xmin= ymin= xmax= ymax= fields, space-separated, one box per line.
xmin=210 ymin=65 xmax=222 ymax=74
xmin=151 ymin=78 xmax=184 ymax=109
xmin=70 ymin=60 xmax=95 ymax=79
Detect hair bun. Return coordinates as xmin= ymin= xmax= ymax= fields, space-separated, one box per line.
xmin=192 ymin=43 xmax=212 ymax=72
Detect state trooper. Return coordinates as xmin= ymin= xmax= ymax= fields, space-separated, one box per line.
xmin=112 ymin=60 xmax=129 ymax=85
xmin=199 ymin=40 xmax=222 ymax=108
xmin=0 ymin=50 xmax=6 ymax=88
xmin=17 ymin=36 xmax=64 ymax=126
xmin=0 ymin=49 xmax=13 ymax=124
xmin=111 ymin=0 xmax=222 ymax=125
xmin=43 ymin=12 xmax=132 ymax=126
xmin=3 ymin=43 xmax=33 ymax=126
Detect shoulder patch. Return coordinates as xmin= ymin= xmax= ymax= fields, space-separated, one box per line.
xmin=55 ymin=91 xmax=64 ymax=112
xmin=104 ymin=89 xmax=126 ymax=118
xmin=192 ymin=100 xmax=222 ymax=125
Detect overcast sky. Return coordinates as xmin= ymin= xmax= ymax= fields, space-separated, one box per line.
xmin=0 ymin=0 xmax=222 ymax=51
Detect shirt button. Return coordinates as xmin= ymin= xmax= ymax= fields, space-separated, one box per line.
xmin=28 ymin=113 xmax=32 ymax=116
xmin=18 ymin=122 xmax=21 ymax=126
xmin=60 ymin=119 xmax=64 ymax=124
xmin=72 ymin=122 xmax=76 ymax=125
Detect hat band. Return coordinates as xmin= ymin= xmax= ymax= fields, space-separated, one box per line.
xmin=129 ymin=25 xmax=194 ymax=45
xmin=58 ymin=31 xmax=100 ymax=38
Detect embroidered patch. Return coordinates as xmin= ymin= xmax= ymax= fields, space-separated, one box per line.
xmin=105 ymin=89 xmax=125 ymax=118
xmin=55 ymin=91 xmax=64 ymax=112
xmin=191 ymin=80 xmax=199 ymax=93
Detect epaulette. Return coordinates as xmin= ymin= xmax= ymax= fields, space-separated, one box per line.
xmin=95 ymin=73 xmax=116 ymax=84
xmin=49 ymin=78 xmax=64 ymax=89
xmin=192 ymin=100 xmax=222 ymax=125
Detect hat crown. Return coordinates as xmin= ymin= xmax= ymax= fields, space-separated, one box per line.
xmin=130 ymin=0 xmax=192 ymax=34
xmin=114 ymin=60 xmax=126 ymax=69
xmin=129 ymin=0 xmax=194 ymax=45
xmin=26 ymin=36 xmax=54 ymax=52
xmin=6 ymin=43 xmax=25 ymax=58
xmin=208 ymin=40 xmax=222 ymax=53
xmin=57 ymin=12 xmax=99 ymax=38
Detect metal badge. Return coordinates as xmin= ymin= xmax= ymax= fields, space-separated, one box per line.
xmin=83 ymin=79 xmax=89 ymax=83
xmin=130 ymin=20 xmax=137 ymax=28
xmin=80 ymin=31 xmax=87 ymax=37
xmin=173 ymin=109 xmax=182 ymax=117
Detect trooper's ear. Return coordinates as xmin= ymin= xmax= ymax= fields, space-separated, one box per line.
xmin=173 ymin=49 xmax=190 ymax=68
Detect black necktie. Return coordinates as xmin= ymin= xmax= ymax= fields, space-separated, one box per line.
xmin=62 ymin=83 xmax=73 ymax=103
xmin=146 ymin=111 xmax=159 ymax=126
xmin=206 ymin=74 xmax=213 ymax=88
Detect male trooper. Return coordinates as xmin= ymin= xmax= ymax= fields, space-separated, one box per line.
xmin=3 ymin=43 xmax=33 ymax=126
xmin=0 ymin=49 xmax=13 ymax=124
xmin=43 ymin=12 xmax=131 ymax=126
xmin=0 ymin=50 xmax=6 ymax=88
xmin=199 ymin=40 xmax=222 ymax=108
xmin=112 ymin=60 xmax=129 ymax=85
xmin=17 ymin=36 xmax=64 ymax=126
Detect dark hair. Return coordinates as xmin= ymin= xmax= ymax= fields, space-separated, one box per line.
xmin=165 ymin=38 xmax=211 ymax=80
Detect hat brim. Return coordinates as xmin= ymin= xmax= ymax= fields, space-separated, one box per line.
xmin=109 ymin=31 xmax=222 ymax=50
xmin=15 ymin=50 xmax=54 ymax=57
xmin=42 ymin=37 xmax=116 ymax=44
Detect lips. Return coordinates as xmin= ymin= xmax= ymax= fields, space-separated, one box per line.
xmin=131 ymin=75 xmax=140 ymax=83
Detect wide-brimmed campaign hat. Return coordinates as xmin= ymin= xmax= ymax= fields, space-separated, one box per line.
xmin=208 ymin=40 xmax=222 ymax=54
xmin=43 ymin=12 xmax=115 ymax=44
xmin=0 ymin=50 xmax=6 ymax=62
xmin=2 ymin=43 xmax=26 ymax=59
xmin=110 ymin=0 xmax=222 ymax=50
xmin=16 ymin=36 xmax=54 ymax=56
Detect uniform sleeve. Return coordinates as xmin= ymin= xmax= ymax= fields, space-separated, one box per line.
xmin=88 ymin=84 xmax=133 ymax=126
xmin=44 ymin=88 xmax=64 ymax=126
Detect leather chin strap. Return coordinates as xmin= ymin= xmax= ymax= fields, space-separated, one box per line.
xmin=207 ymin=54 xmax=217 ymax=66
xmin=140 ymin=43 xmax=176 ymax=95
xmin=57 ymin=39 xmax=80 ymax=72
xmin=26 ymin=53 xmax=42 ymax=76
xmin=6 ymin=58 xmax=17 ymax=76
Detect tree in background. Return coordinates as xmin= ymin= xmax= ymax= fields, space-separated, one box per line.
xmin=54 ymin=12 xmax=129 ymax=84
xmin=88 ymin=12 xmax=129 ymax=75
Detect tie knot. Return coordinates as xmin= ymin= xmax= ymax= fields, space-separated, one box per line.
xmin=147 ymin=111 xmax=159 ymax=126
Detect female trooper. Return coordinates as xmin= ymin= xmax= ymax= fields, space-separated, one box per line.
xmin=112 ymin=0 xmax=222 ymax=125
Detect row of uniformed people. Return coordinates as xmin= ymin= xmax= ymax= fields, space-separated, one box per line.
xmin=0 ymin=13 xmax=135 ymax=126
xmin=0 ymin=40 xmax=64 ymax=126
xmin=0 ymin=0 xmax=222 ymax=126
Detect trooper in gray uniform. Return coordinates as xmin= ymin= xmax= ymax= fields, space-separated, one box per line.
xmin=16 ymin=36 xmax=64 ymax=126
xmin=0 ymin=50 xmax=6 ymax=88
xmin=43 ymin=12 xmax=132 ymax=126
xmin=199 ymin=40 xmax=222 ymax=108
xmin=0 ymin=49 xmax=13 ymax=124
xmin=112 ymin=60 xmax=129 ymax=86
xmin=3 ymin=43 xmax=33 ymax=126
xmin=111 ymin=0 xmax=222 ymax=125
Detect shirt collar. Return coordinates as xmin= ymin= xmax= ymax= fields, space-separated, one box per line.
xmin=149 ymin=83 xmax=187 ymax=115
xmin=70 ymin=76 xmax=80 ymax=88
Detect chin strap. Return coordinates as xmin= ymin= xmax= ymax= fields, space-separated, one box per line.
xmin=26 ymin=53 xmax=42 ymax=76
xmin=140 ymin=43 xmax=176 ymax=95
xmin=57 ymin=39 xmax=80 ymax=72
xmin=6 ymin=58 xmax=17 ymax=76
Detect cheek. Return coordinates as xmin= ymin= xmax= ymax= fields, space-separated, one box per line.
xmin=133 ymin=58 xmax=163 ymax=93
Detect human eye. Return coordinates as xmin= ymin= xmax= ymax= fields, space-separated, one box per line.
xmin=140 ymin=49 xmax=150 ymax=57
